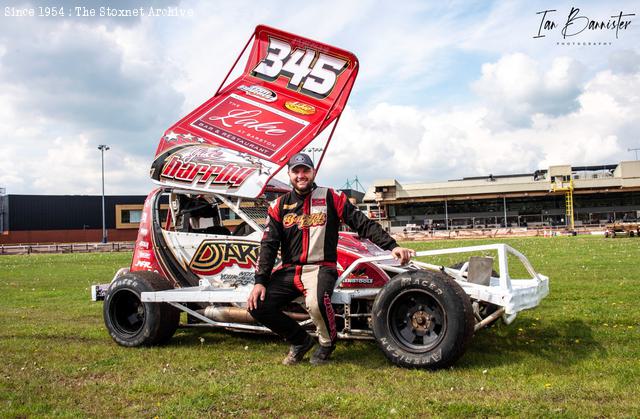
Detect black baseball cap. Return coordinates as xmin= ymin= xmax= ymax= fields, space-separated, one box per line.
xmin=288 ymin=153 xmax=314 ymax=170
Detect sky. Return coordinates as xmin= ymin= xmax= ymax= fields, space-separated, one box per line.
xmin=0 ymin=0 xmax=638 ymax=195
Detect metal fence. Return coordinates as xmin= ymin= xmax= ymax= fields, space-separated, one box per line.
xmin=0 ymin=241 xmax=135 ymax=255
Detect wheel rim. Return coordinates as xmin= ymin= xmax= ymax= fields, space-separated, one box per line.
xmin=109 ymin=289 xmax=145 ymax=336
xmin=387 ymin=289 xmax=446 ymax=353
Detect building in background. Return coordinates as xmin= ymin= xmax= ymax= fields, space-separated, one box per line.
xmin=0 ymin=194 xmax=151 ymax=244
xmin=3 ymin=161 xmax=639 ymax=243
xmin=364 ymin=161 xmax=640 ymax=232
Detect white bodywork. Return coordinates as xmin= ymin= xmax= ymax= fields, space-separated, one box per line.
xmin=140 ymin=243 xmax=549 ymax=332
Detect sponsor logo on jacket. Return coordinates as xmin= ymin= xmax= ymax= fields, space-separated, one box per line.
xmin=283 ymin=212 xmax=327 ymax=229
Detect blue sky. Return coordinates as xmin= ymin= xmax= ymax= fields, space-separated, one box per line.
xmin=0 ymin=0 xmax=638 ymax=194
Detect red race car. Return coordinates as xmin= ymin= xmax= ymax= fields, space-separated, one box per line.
xmin=92 ymin=25 xmax=549 ymax=369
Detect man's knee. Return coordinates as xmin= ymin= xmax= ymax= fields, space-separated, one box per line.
xmin=305 ymin=300 xmax=322 ymax=320
xmin=248 ymin=303 xmax=272 ymax=321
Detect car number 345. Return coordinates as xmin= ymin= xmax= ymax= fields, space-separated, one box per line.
xmin=252 ymin=37 xmax=348 ymax=99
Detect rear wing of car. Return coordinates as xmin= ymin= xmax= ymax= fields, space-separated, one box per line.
xmin=150 ymin=25 xmax=359 ymax=198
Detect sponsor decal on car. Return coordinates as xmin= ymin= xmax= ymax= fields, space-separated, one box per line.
xmin=284 ymin=101 xmax=316 ymax=115
xmin=191 ymin=94 xmax=309 ymax=158
xmin=190 ymin=241 xmax=259 ymax=275
xmin=134 ymin=260 xmax=153 ymax=269
xmin=238 ymin=84 xmax=278 ymax=102
xmin=283 ymin=212 xmax=327 ymax=229
xmin=341 ymin=277 xmax=374 ymax=284
xmin=220 ymin=272 xmax=255 ymax=287
xmin=160 ymin=156 xmax=257 ymax=187
xmin=137 ymin=251 xmax=151 ymax=259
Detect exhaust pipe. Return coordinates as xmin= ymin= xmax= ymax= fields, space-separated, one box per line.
xmin=201 ymin=306 xmax=310 ymax=324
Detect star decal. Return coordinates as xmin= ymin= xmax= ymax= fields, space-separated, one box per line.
xmin=163 ymin=131 xmax=208 ymax=144
xmin=163 ymin=131 xmax=180 ymax=142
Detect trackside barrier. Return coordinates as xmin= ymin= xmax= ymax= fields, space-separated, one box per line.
xmin=0 ymin=242 xmax=135 ymax=255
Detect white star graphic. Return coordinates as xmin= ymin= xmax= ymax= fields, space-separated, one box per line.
xmin=164 ymin=131 xmax=180 ymax=142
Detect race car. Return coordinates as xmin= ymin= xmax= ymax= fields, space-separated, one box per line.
xmin=92 ymin=25 xmax=549 ymax=369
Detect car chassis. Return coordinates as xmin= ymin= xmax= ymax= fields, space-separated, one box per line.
xmin=141 ymin=215 xmax=548 ymax=339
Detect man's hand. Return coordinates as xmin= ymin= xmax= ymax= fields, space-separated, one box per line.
xmin=391 ymin=246 xmax=416 ymax=265
xmin=247 ymin=284 xmax=266 ymax=311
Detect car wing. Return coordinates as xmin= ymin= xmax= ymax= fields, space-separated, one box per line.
xmin=150 ymin=25 xmax=359 ymax=198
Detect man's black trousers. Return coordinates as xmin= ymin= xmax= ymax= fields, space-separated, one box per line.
xmin=249 ymin=265 xmax=338 ymax=347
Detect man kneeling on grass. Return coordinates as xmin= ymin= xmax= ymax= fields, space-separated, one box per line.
xmin=247 ymin=153 xmax=414 ymax=365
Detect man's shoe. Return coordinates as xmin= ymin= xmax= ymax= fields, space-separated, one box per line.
xmin=282 ymin=335 xmax=315 ymax=365
xmin=310 ymin=344 xmax=335 ymax=365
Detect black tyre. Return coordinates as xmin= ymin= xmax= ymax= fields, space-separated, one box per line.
xmin=372 ymin=270 xmax=474 ymax=369
xmin=103 ymin=271 xmax=179 ymax=347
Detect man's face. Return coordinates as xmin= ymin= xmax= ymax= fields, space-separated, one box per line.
xmin=288 ymin=165 xmax=315 ymax=194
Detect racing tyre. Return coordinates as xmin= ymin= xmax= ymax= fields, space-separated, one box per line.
xmin=103 ymin=271 xmax=179 ymax=347
xmin=372 ymin=270 xmax=474 ymax=369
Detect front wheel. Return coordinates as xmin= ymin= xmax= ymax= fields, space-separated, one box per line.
xmin=372 ymin=270 xmax=474 ymax=369
xmin=103 ymin=271 xmax=179 ymax=347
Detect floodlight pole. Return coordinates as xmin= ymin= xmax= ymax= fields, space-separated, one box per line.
xmin=628 ymin=148 xmax=640 ymax=160
xmin=305 ymin=147 xmax=323 ymax=165
xmin=444 ymin=199 xmax=449 ymax=231
xmin=98 ymin=145 xmax=110 ymax=243
xmin=503 ymin=196 xmax=508 ymax=227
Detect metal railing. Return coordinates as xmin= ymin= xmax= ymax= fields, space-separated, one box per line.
xmin=0 ymin=241 xmax=135 ymax=255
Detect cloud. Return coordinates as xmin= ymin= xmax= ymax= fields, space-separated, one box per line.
xmin=316 ymin=55 xmax=639 ymax=188
xmin=0 ymin=18 xmax=184 ymax=135
xmin=609 ymin=49 xmax=640 ymax=74
xmin=472 ymin=53 xmax=585 ymax=128
xmin=0 ymin=6 xmax=187 ymax=194
xmin=0 ymin=1 xmax=638 ymax=195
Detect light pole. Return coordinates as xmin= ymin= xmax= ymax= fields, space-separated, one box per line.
xmin=98 ymin=145 xmax=110 ymax=243
xmin=304 ymin=147 xmax=323 ymax=165
xmin=628 ymin=148 xmax=640 ymax=160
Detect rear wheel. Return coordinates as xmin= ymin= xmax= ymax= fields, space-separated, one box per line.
xmin=372 ymin=270 xmax=474 ymax=369
xmin=103 ymin=271 xmax=179 ymax=347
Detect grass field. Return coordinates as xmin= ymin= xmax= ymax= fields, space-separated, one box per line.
xmin=1 ymin=236 xmax=638 ymax=417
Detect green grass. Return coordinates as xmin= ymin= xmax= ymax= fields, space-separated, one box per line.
xmin=0 ymin=237 xmax=638 ymax=417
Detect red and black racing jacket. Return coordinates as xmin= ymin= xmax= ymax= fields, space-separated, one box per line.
xmin=254 ymin=185 xmax=398 ymax=285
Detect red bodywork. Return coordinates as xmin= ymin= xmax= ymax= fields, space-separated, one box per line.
xmin=132 ymin=26 xmax=389 ymax=289
xmin=337 ymin=233 xmax=391 ymax=288
xmin=150 ymin=25 xmax=359 ymax=198
xmin=130 ymin=189 xmax=166 ymax=277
